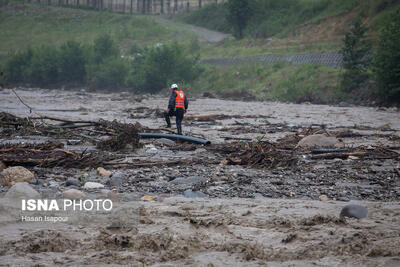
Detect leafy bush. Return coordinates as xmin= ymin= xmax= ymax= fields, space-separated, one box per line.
xmin=3 ymin=48 xmax=33 ymax=84
xmin=374 ymin=9 xmax=400 ymax=103
xmin=87 ymin=57 xmax=129 ymax=90
xmin=86 ymin=34 xmax=126 ymax=90
xmin=3 ymin=34 xmax=200 ymax=93
xmin=92 ymin=34 xmax=119 ymax=64
xmin=134 ymin=42 xmax=201 ymax=93
xmin=25 ymin=45 xmax=60 ymax=87
xmin=59 ymin=40 xmax=87 ymax=84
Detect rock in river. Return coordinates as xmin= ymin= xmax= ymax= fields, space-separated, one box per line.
xmin=296 ymin=134 xmax=341 ymax=149
xmin=1 ymin=166 xmax=35 ymax=187
xmin=340 ymin=204 xmax=368 ymax=219
xmin=97 ymin=167 xmax=112 ymax=178
xmin=83 ymin=182 xmax=105 ymax=189
xmin=66 ymin=178 xmax=81 ymax=187
xmin=109 ymin=172 xmax=127 ymax=187
xmin=5 ymin=182 xmax=40 ymax=199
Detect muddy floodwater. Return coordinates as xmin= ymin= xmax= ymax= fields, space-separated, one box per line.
xmin=0 ymin=88 xmax=399 ymax=266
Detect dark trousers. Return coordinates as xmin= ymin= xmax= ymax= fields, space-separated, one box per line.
xmin=164 ymin=108 xmax=185 ymax=135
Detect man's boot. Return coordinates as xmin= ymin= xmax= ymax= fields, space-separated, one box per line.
xmin=164 ymin=112 xmax=171 ymax=128
xmin=177 ymin=125 xmax=182 ymax=135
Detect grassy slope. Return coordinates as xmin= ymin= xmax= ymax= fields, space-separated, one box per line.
xmin=183 ymin=0 xmax=400 ymax=59
xmin=189 ymin=63 xmax=342 ymax=104
xmin=185 ymin=0 xmax=400 ymax=104
xmin=0 ymin=2 xmax=196 ymax=56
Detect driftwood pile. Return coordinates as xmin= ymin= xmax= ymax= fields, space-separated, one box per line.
xmin=0 ymin=112 xmax=143 ymax=168
xmin=1 ymin=112 xmax=141 ymax=151
xmin=95 ymin=120 xmax=141 ymax=151
xmin=1 ymin=111 xmax=398 ymax=169
xmin=0 ymin=142 xmax=108 ymax=168
xmin=211 ymin=140 xmax=297 ymax=169
xmin=226 ymin=141 xmax=297 ymax=168
xmin=212 ymin=125 xmax=399 ymax=168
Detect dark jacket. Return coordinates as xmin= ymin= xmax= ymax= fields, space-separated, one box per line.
xmin=168 ymin=90 xmax=188 ymax=110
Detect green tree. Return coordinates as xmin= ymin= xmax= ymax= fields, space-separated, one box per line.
xmin=340 ymin=18 xmax=372 ymax=93
xmin=226 ymin=0 xmax=252 ymax=39
xmin=374 ymin=9 xmax=400 ymax=103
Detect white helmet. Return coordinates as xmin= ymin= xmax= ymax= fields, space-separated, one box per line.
xmin=170 ymin=84 xmax=178 ymax=89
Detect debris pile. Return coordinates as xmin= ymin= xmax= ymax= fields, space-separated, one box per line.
xmin=216 ymin=141 xmax=297 ymax=168
xmin=1 ymin=112 xmax=36 ymax=136
xmin=0 ymin=142 xmax=108 ymax=168
xmin=96 ymin=120 xmax=141 ymax=151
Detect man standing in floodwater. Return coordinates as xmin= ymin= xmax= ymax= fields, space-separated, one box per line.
xmin=164 ymin=84 xmax=188 ymax=135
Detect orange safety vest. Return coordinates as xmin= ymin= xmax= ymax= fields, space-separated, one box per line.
xmin=175 ymin=90 xmax=185 ymax=109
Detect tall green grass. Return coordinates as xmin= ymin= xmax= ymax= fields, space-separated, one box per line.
xmin=0 ymin=2 xmax=193 ymax=56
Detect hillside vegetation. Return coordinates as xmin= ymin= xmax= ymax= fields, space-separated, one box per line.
xmin=181 ymin=0 xmax=399 ymax=38
xmin=1 ymin=1 xmax=399 ymax=105
xmin=183 ymin=0 xmax=400 ymax=59
xmin=0 ymin=1 xmax=196 ymax=57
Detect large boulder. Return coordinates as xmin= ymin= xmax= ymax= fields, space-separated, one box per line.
xmin=5 ymin=182 xmax=40 ymax=199
xmin=296 ymin=134 xmax=341 ymax=149
xmin=1 ymin=166 xmax=35 ymax=187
